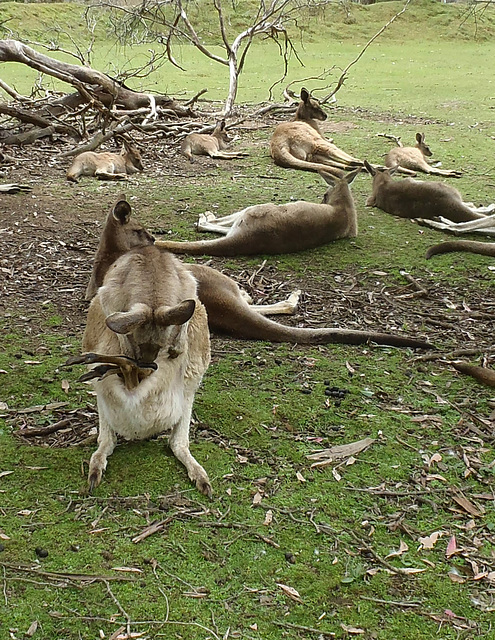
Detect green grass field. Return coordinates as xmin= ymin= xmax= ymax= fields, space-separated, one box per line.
xmin=1 ymin=2 xmax=495 ymax=639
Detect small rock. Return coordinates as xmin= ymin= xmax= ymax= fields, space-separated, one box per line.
xmin=35 ymin=547 xmax=48 ymax=558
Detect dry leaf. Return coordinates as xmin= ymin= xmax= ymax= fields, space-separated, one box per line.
xmin=0 ymin=532 xmax=10 ymax=540
xmin=428 ymin=452 xmax=443 ymax=467
xmin=340 ymin=623 xmax=365 ymax=634
xmin=17 ymin=509 xmax=33 ymax=516
xmin=25 ymin=621 xmax=38 ymax=637
xmin=446 ymin=534 xmax=458 ymax=558
xmin=448 ymin=567 xmax=466 ymax=584
xmin=385 ymin=540 xmax=409 ymax=559
xmin=307 ymin=437 xmax=375 ymax=468
xmin=452 ymin=492 xmax=483 ymax=517
xmin=61 ymin=379 xmax=70 ymax=393
xmin=252 ymin=491 xmax=263 ymax=505
xmin=277 ymin=583 xmax=303 ymax=603
xmin=399 ymin=567 xmax=427 ymax=574
xmin=332 ymin=467 xmax=342 ymax=482
xmin=263 ymin=509 xmax=273 ymax=526
xmin=0 ymin=471 xmax=14 ymax=479
xmin=296 ymin=471 xmax=306 ymax=482
xmin=418 ymin=531 xmax=443 ymax=550
xmin=111 ymin=566 xmax=143 ymax=573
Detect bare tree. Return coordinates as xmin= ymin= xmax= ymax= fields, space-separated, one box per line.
xmin=98 ymin=0 xmax=318 ymax=116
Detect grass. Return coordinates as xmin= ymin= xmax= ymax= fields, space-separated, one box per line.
xmin=1 ymin=1 xmax=495 ymax=639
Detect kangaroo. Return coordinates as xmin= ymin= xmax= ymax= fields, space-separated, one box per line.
xmin=364 ymin=161 xmax=487 ymax=223
xmin=154 ymin=169 xmax=360 ymax=256
xmin=270 ymin=88 xmax=362 ymax=176
xmin=426 ymin=239 xmax=495 ymax=259
xmin=180 ymin=120 xmax=248 ymax=162
xmin=84 ymin=197 xmax=433 ymax=350
xmin=385 ymin=133 xmax=461 ymax=178
xmin=77 ymin=242 xmax=212 ymax=496
xmin=67 ymin=140 xmax=143 ymax=182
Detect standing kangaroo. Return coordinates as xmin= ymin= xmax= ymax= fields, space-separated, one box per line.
xmin=67 ymin=141 xmax=144 ymax=182
xmin=364 ymin=161 xmax=487 ymax=223
xmin=180 ymin=120 xmax=248 ymax=162
xmin=385 ymin=133 xmax=462 ymax=178
xmin=270 ymin=88 xmax=362 ymax=176
xmin=77 ymin=221 xmax=212 ymax=496
xmin=154 ymin=169 xmax=360 ymax=256
xmin=84 ymin=197 xmax=432 ymax=350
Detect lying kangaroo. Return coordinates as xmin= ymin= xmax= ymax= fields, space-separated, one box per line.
xmin=270 ymin=88 xmax=362 ymax=176
xmin=364 ymin=161 xmax=487 ymax=223
xmin=385 ymin=133 xmax=461 ymax=178
xmin=154 ymin=169 xmax=360 ymax=256
xmin=426 ymin=239 xmax=495 ymax=259
xmin=67 ymin=141 xmax=143 ymax=182
xmin=180 ymin=120 xmax=248 ymax=162
xmin=79 ymin=236 xmax=212 ymax=496
xmin=84 ymin=197 xmax=432 ymax=350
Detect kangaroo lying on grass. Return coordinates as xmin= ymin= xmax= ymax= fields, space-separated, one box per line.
xmin=364 ymin=161 xmax=487 ymax=224
xmin=83 ymin=197 xmax=432 ymax=349
xmin=385 ymin=132 xmax=462 ymax=178
xmin=74 ymin=200 xmax=212 ymax=495
xmin=270 ymin=88 xmax=362 ymax=176
xmin=426 ymin=239 xmax=495 ymax=259
xmin=180 ymin=120 xmax=248 ymax=162
xmin=67 ymin=140 xmax=143 ymax=182
xmin=154 ymin=169 xmax=360 ymax=256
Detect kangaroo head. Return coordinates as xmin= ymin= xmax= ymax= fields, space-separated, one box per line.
xmin=106 ymin=299 xmax=196 ymax=361
xmin=319 ymin=168 xmax=361 ymax=204
xmin=415 ymin=133 xmax=432 ymax=157
xmin=85 ymin=197 xmax=155 ymax=301
xmin=212 ymin=120 xmax=231 ymax=145
xmin=121 ymin=141 xmax=144 ymax=171
xmin=364 ymin=161 xmax=398 ymax=206
xmin=296 ymin=88 xmax=327 ymax=122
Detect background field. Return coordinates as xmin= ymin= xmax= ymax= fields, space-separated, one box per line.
xmin=1 ymin=2 xmax=495 ymax=639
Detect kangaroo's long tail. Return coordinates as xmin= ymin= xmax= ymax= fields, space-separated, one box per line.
xmin=426 ymin=240 xmax=495 ymax=259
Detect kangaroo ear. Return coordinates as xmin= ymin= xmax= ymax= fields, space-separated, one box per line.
xmin=387 ymin=164 xmax=399 ymax=176
xmin=220 ymin=120 xmax=226 ymax=130
xmin=345 ymin=167 xmax=362 ymax=184
xmin=363 ymin=160 xmax=376 ymax=176
xmin=106 ymin=305 xmax=152 ymax=335
xmin=155 ymin=299 xmax=196 ymax=327
xmin=416 ymin=133 xmax=424 ymax=144
xmin=318 ymin=170 xmax=337 ymax=186
xmin=112 ymin=199 xmax=132 ymax=226
xmin=300 ymin=87 xmax=310 ymax=102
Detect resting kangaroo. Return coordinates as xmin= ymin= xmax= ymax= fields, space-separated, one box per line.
xmin=270 ymin=88 xmax=362 ymax=176
xmin=154 ymin=169 xmax=360 ymax=256
xmin=67 ymin=141 xmax=143 ymax=182
xmin=77 ymin=203 xmax=212 ymax=495
xmin=84 ymin=197 xmax=432 ymax=350
xmin=385 ymin=133 xmax=461 ymax=178
xmin=180 ymin=120 xmax=248 ymax=162
xmin=426 ymin=240 xmax=495 ymax=259
xmin=364 ymin=161 xmax=487 ymax=223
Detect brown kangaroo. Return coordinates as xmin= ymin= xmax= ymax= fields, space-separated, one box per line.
xmin=270 ymin=88 xmax=362 ymax=176
xmin=426 ymin=240 xmax=495 ymax=259
xmin=67 ymin=141 xmax=144 ymax=182
xmin=364 ymin=161 xmax=486 ymax=223
xmin=180 ymin=120 xmax=248 ymax=162
xmin=85 ymin=197 xmax=433 ymax=350
xmin=78 ymin=240 xmax=212 ymax=496
xmin=154 ymin=169 xmax=360 ymax=256
xmin=385 ymin=133 xmax=461 ymax=178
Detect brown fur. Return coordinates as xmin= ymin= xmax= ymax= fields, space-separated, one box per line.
xmin=364 ymin=161 xmax=485 ymax=224
xmin=85 ymin=198 xmax=433 ymax=350
xmin=180 ymin=120 xmax=247 ymax=162
xmin=385 ymin=133 xmax=461 ymax=177
xmin=270 ymin=88 xmax=362 ymax=176
xmin=154 ymin=169 xmax=361 ymax=256
xmin=67 ymin=142 xmax=143 ymax=182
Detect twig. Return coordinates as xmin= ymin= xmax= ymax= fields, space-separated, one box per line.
xmin=349 ymin=532 xmax=417 ymax=576
xmin=321 ymin=0 xmax=412 ymax=102
xmin=361 ymin=596 xmax=421 ymax=608
xmin=104 ymin=580 xmax=132 ymax=637
xmin=0 ymin=562 xmax=135 ymax=583
xmin=15 ymin=418 xmax=72 ymax=438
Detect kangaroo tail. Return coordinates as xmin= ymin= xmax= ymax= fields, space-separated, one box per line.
xmin=426 ymin=240 xmax=495 ymax=259
xmin=189 ymin=264 xmax=433 ymax=349
xmin=155 ymin=237 xmax=244 ymax=257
